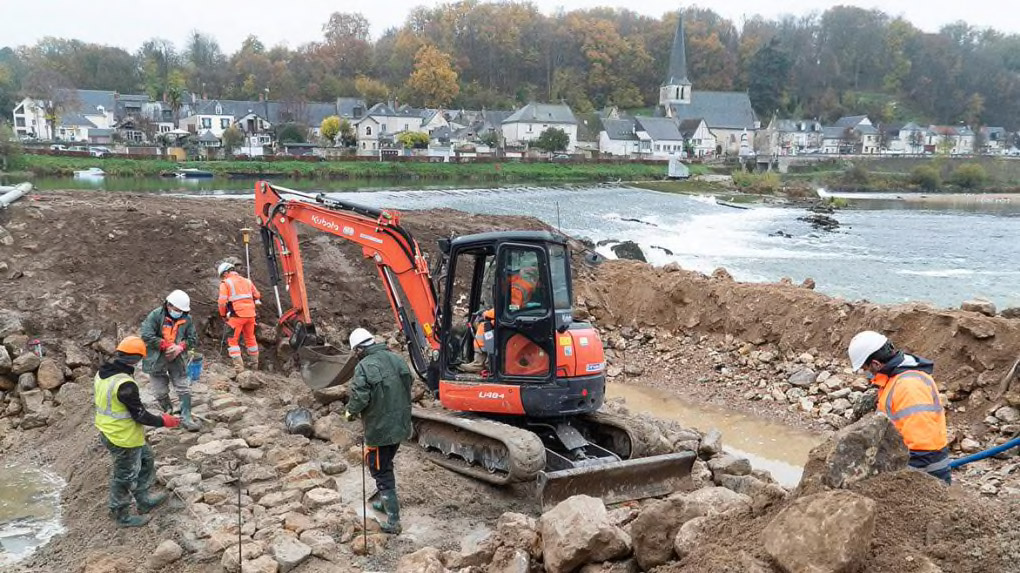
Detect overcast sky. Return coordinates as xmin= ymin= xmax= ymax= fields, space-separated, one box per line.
xmin=3 ymin=0 xmax=1018 ymax=53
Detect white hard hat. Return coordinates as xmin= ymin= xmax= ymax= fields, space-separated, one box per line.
xmin=848 ymin=330 xmax=888 ymax=371
xmin=217 ymin=262 xmax=235 ymax=276
xmin=166 ymin=289 xmax=191 ymax=312
xmin=349 ymin=328 xmax=375 ymax=350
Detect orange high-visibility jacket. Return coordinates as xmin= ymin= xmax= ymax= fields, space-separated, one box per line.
xmin=218 ymin=272 xmax=261 ymax=318
xmin=875 ymin=369 xmax=948 ymax=452
xmin=509 ymin=275 xmax=534 ymax=309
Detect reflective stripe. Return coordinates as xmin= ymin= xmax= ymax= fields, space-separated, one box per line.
xmin=888 ymin=403 xmax=944 ymax=420
xmin=99 ymin=377 xmax=132 ymax=419
xmin=915 ymin=457 xmax=951 ymax=473
xmin=224 ymin=277 xmax=253 ymax=301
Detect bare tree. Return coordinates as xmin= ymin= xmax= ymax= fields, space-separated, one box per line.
xmin=22 ymin=68 xmax=79 ymax=140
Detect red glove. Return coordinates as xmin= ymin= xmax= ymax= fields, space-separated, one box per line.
xmin=158 ymin=340 xmax=171 ymax=351
xmin=178 ymin=341 xmax=187 ymax=351
xmin=161 ymin=413 xmax=180 ymax=428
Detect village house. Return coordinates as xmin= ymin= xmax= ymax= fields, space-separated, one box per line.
xmin=657 ymin=14 xmax=758 ymax=155
xmin=12 ymin=89 xmax=117 ymax=141
xmin=882 ymin=122 xmax=929 ymax=154
xmin=980 ymin=126 xmax=1007 ymax=153
xmin=928 ymin=125 xmax=975 ymax=155
xmin=501 ymin=102 xmax=578 ymax=151
xmin=677 ymin=118 xmax=715 ymax=157
xmin=833 ymin=115 xmax=880 ymax=154
xmin=353 ymin=103 xmax=433 ymax=154
xmin=761 ymin=118 xmax=823 ymax=155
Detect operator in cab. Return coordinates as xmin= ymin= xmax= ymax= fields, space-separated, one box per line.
xmin=461 ymin=260 xmax=540 ymax=373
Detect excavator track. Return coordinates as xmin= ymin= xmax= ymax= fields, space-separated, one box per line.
xmin=411 ymin=407 xmax=547 ymax=485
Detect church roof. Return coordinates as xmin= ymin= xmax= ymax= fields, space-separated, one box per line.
xmin=663 ymin=14 xmax=691 ymax=87
xmin=666 ymin=92 xmax=757 ymax=130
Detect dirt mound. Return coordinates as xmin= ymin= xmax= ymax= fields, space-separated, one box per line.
xmin=577 ymin=261 xmax=1020 ymax=423
xmin=0 ymin=191 xmax=547 ymax=349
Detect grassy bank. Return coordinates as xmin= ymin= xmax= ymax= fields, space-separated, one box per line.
xmin=16 ymin=154 xmax=672 ymax=182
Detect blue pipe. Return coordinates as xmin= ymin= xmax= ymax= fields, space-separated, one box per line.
xmin=949 ymin=436 xmax=1020 ymax=469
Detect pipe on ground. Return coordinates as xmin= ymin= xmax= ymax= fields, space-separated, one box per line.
xmin=949 ymin=436 xmax=1020 ymax=469
xmin=0 ymin=183 xmax=32 ymax=208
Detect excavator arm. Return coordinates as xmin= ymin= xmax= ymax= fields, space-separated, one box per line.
xmin=254 ymin=180 xmax=440 ymax=378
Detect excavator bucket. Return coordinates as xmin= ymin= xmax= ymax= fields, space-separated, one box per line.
xmin=298 ymin=344 xmax=358 ymax=389
xmin=536 ymin=451 xmax=696 ymax=510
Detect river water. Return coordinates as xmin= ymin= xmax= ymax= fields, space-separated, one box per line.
xmin=0 ymin=465 xmax=65 ymax=566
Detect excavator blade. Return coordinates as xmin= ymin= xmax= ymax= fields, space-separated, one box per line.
xmin=537 ymin=451 xmax=696 ymax=510
xmin=298 ymin=344 xmax=358 ymax=389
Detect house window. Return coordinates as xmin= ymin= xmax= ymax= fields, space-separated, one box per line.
xmin=380 ymin=124 xmax=387 ymax=134
xmin=404 ymin=124 xmax=409 ymax=131
xmin=528 ymin=125 xmax=533 ymax=133
xmin=221 ymin=118 xmax=231 ymax=129
xmin=366 ymin=126 xmax=372 ymax=135
xmin=201 ymin=118 xmax=212 ymax=129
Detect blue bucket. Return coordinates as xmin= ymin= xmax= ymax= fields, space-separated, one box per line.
xmin=187 ymin=354 xmax=204 ymax=382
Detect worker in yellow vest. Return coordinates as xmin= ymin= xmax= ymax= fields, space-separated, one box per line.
xmin=94 ymin=336 xmax=181 ymax=527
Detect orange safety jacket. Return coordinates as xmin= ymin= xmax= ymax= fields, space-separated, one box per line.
xmin=161 ymin=316 xmax=188 ymax=350
xmin=874 ymin=368 xmax=948 ymax=452
xmin=218 ymin=271 xmax=261 ymax=318
xmin=509 ymin=275 xmax=534 ymax=309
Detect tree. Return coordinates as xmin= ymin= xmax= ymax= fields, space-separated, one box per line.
xmin=949 ymin=163 xmax=987 ymax=188
xmin=320 ymin=115 xmax=341 ymax=144
xmin=221 ymin=125 xmax=244 ymax=156
xmin=406 ymin=45 xmax=459 ymax=108
xmin=748 ymin=38 xmax=792 ymax=117
xmin=338 ymin=119 xmax=356 ymax=147
xmin=910 ymin=165 xmax=941 ymax=190
xmin=184 ymin=31 xmax=227 ymax=96
xmin=138 ymin=38 xmax=181 ymax=99
xmin=0 ymin=123 xmax=24 ymax=171
xmin=534 ymin=127 xmax=570 ymax=152
xmin=275 ymin=123 xmax=306 ymax=143
xmin=355 ymin=76 xmax=389 ymax=104
xmin=22 ymin=68 xmax=78 ymax=140
xmin=397 ymin=131 xmax=430 ymax=148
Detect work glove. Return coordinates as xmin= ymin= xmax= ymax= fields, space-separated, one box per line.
xmin=343 ymin=410 xmax=357 ymax=422
xmin=161 ymin=413 xmax=181 ymax=428
xmin=164 ymin=344 xmax=183 ymax=360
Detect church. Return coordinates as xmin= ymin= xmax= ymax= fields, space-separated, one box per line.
xmin=657 ymin=13 xmax=759 ymax=155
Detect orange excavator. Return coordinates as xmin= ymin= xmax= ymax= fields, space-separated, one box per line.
xmin=254 ymin=181 xmax=694 ymax=507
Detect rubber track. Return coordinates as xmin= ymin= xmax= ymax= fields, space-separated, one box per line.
xmin=579 ymin=411 xmax=662 ymax=458
xmin=412 ymin=407 xmax=547 ymax=485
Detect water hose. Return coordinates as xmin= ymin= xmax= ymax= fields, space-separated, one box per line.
xmin=949 ymin=436 xmax=1020 ymax=469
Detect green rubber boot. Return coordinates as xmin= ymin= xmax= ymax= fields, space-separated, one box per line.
xmin=379 ymin=490 xmax=401 ymax=535
xmin=113 ymin=507 xmax=150 ymax=528
xmin=179 ymin=394 xmax=200 ymax=432
xmin=135 ymin=490 xmax=168 ymax=514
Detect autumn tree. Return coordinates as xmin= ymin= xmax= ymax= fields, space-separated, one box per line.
xmin=748 ymin=38 xmax=792 ymax=117
xmin=355 ymin=75 xmax=389 ymax=104
xmin=406 ymin=45 xmax=459 ymax=108
xmin=22 ymin=67 xmax=79 ymax=140
xmin=320 ymin=115 xmax=341 ymax=144
xmin=338 ymin=119 xmax=356 ymax=147
xmin=138 ymin=38 xmax=182 ymax=99
xmin=397 ymin=131 xmax=430 ymax=148
xmin=221 ymin=125 xmax=244 ymax=156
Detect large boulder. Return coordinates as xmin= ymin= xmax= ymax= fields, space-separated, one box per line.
xmin=496 ymin=511 xmax=542 ymax=558
xmin=961 ymin=299 xmax=996 ymax=317
xmin=685 ymin=487 xmax=752 ymax=515
xmin=798 ymin=413 xmax=908 ymax=493
xmin=762 ymin=490 xmax=876 ymax=573
xmin=11 ymin=352 xmax=40 ymax=375
xmin=269 ymin=535 xmax=312 ymax=573
xmin=611 ymin=241 xmax=646 ymax=262
xmin=541 ymin=495 xmax=632 ymax=573
xmin=396 ymin=546 xmax=448 ymax=573
xmin=0 ymin=310 xmax=23 ymax=339
xmin=707 ymin=453 xmax=752 ymax=478
xmin=36 ymin=358 xmax=64 ymax=391
xmin=673 ymin=516 xmax=712 ymax=561
xmin=0 ymin=346 xmax=11 ymax=374
xmin=63 ymin=341 xmax=93 ymax=369
xmin=628 ymin=496 xmax=708 ymax=571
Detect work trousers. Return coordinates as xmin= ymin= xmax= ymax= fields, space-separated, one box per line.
xmin=150 ymin=364 xmax=190 ymax=400
xmin=100 ymin=434 xmax=155 ymax=511
xmin=227 ymin=316 xmax=259 ymax=359
xmin=909 ymin=447 xmax=952 ymax=485
xmin=366 ymin=443 xmax=400 ymax=492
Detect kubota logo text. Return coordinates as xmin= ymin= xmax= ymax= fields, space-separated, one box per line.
xmin=311 ymin=215 xmax=339 ymax=232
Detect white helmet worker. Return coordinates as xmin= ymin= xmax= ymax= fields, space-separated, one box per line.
xmin=848 ymin=330 xmax=889 ymax=371
xmin=165 ymin=289 xmax=191 ymax=312
xmin=349 ymin=328 xmax=375 ymax=350
xmin=217 ymin=262 xmax=235 ymax=276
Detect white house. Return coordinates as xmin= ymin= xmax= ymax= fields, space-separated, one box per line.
xmin=12 ymin=89 xmax=116 ymax=140
xmin=885 ymin=122 xmax=929 ymax=154
xmin=833 ymin=115 xmax=879 ymax=154
xmin=677 ymin=118 xmax=716 ymax=157
xmin=353 ymin=103 xmax=432 ymax=155
xmin=981 ymin=127 xmax=1007 ymax=154
xmin=762 ymin=118 xmax=823 ymax=155
xmin=502 ymin=102 xmax=578 ymax=151
xmin=179 ymin=100 xmax=236 ymax=137
xmin=599 ymin=118 xmax=640 ymax=156
xmin=634 ymin=117 xmax=685 ymax=158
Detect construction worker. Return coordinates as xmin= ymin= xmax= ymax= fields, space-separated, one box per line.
xmin=462 ymin=264 xmax=539 ymax=373
xmin=344 ymin=328 xmax=412 ymax=534
xmin=140 ymin=290 xmax=199 ymax=432
xmin=217 ymin=262 xmax=261 ymax=374
xmin=848 ymin=331 xmax=951 ymax=484
xmin=95 ymin=336 xmax=181 ymax=527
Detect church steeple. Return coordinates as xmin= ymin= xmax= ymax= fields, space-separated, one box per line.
xmin=660 ymin=11 xmax=692 ymax=109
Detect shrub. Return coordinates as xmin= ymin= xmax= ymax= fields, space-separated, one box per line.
xmin=844 ymin=163 xmax=870 ymax=185
xmin=949 ymin=163 xmax=987 ymax=189
xmin=910 ymin=165 xmax=941 ymax=191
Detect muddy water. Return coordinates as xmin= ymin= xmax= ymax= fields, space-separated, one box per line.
xmin=0 ymin=465 xmax=65 ymax=566
xmin=606 ymin=383 xmax=823 ymax=488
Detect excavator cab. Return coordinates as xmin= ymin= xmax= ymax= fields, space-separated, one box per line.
xmin=432 ymin=231 xmax=606 ymax=419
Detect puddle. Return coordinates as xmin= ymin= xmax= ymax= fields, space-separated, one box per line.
xmin=606 ymin=383 xmax=823 ymax=487
xmin=0 ymin=465 xmax=66 ymax=566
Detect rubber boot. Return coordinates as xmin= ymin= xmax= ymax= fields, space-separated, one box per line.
xmin=135 ymin=490 xmax=169 ymax=514
xmin=379 ymin=490 xmax=401 ymax=534
xmin=179 ymin=394 xmax=201 ymax=432
xmin=459 ymin=354 xmax=486 ymax=373
xmin=232 ymin=356 xmax=245 ymax=375
xmin=112 ymin=507 xmax=150 ymax=528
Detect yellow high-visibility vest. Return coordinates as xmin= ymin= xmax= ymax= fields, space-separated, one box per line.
xmin=93 ymin=373 xmax=145 ymax=448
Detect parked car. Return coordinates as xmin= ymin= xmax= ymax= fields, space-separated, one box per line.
xmin=551 ymin=153 xmax=571 ymax=161
xmin=89 ymin=147 xmax=111 ymax=157
xmin=49 ymin=144 xmax=68 ymax=151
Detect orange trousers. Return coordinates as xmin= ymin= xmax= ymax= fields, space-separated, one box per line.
xmin=226 ymin=316 xmax=258 ymax=358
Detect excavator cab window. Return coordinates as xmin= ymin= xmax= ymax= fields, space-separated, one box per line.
xmin=495 ymin=243 xmax=555 ymax=380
